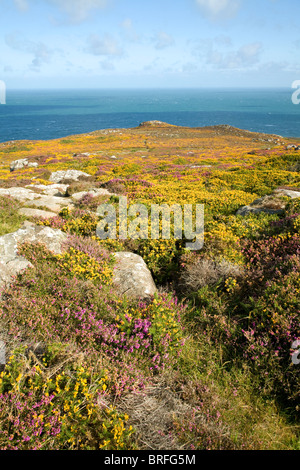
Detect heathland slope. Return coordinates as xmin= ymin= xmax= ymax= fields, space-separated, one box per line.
xmin=0 ymin=121 xmax=299 ymax=450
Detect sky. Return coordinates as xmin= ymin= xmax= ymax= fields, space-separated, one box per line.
xmin=0 ymin=0 xmax=300 ymax=89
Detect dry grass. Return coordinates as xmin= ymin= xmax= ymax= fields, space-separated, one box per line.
xmin=118 ymin=376 xmax=193 ymax=450
xmin=178 ymin=257 xmax=244 ymax=294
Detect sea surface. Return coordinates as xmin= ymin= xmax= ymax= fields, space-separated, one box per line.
xmin=0 ymin=88 xmax=300 ymax=143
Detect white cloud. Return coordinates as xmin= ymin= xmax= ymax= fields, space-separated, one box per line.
xmin=86 ymin=34 xmax=124 ymax=57
xmin=214 ymin=35 xmax=232 ymax=47
xmin=195 ymin=0 xmax=241 ymax=20
xmin=5 ymin=32 xmax=53 ymax=70
xmin=120 ymin=18 xmax=140 ymax=43
xmin=238 ymin=42 xmax=262 ymax=63
xmin=13 ymin=0 xmax=29 ymax=11
xmin=10 ymin=0 xmax=109 ymax=21
xmin=51 ymin=0 xmax=109 ymax=22
xmin=182 ymin=62 xmax=198 ymax=73
xmin=49 ymin=0 xmax=108 ymax=23
xmin=258 ymin=60 xmax=290 ymax=73
xmin=100 ymin=59 xmax=115 ymax=70
xmin=205 ymin=41 xmax=263 ymax=69
xmin=153 ymin=31 xmax=175 ymax=50
xmin=10 ymin=0 xmax=109 ymax=22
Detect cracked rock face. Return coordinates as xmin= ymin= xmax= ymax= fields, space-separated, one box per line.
xmin=0 ymin=256 xmax=33 ymax=289
xmin=236 ymin=188 xmax=300 ymax=216
xmin=112 ymin=252 xmax=157 ymax=300
xmin=0 ymin=186 xmax=74 ymax=213
xmin=273 ymin=188 xmax=300 ymax=199
xmin=10 ymin=159 xmax=38 ymax=172
xmin=0 ymin=222 xmax=67 ymax=258
xmin=49 ymin=170 xmax=91 ymax=183
xmin=70 ymin=188 xmax=114 ymax=201
xmin=25 ymin=195 xmax=74 ymax=213
xmin=18 ymin=208 xmax=58 ymax=219
xmin=236 ymin=196 xmax=286 ymax=216
xmin=0 ymin=222 xmax=67 ymax=292
xmin=26 ymin=183 xmax=69 ymax=197
xmin=0 ymin=187 xmax=41 ymax=202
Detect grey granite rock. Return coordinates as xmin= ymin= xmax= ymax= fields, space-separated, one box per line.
xmin=112 ymin=252 xmax=157 ymax=299
xmin=0 ymin=222 xmax=67 ymax=292
xmin=49 ymin=170 xmax=91 ymax=183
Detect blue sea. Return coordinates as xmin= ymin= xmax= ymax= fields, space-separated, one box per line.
xmin=0 ymin=88 xmax=300 ymax=143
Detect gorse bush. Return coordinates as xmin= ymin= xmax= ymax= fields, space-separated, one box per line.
xmin=56 ymin=235 xmax=115 ymax=285
xmin=38 ymin=206 xmax=99 ymax=237
xmin=0 ymin=126 xmax=300 ymax=449
xmin=0 ymin=343 xmax=136 ymax=450
xmin=2 ymin=239 xmax=186 ymax=372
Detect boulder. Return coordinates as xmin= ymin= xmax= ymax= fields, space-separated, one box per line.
xmin=26 ymin=183 xmax=69 ymax=197
xmin=71 ymin=188 xmax=114 ymax=201
xmin=237 ymin=188 xmax=300 ymax=216
xmin=10 ymin=159 xmax=38 ymax=171
xmin=286 ymin=144 xmax=300 ymax=151
xmin=19 ymin=208 xmax=58 ymax=219
xmin=0 ymin=222 xmax=67 ymax=259
xmin=49 ymin=170 xmax=91 ymax=183
xmin=25 ymin=195 xmax=74 ymax=213
xmin=73 ymin=153 xmax=91 ymax=157
xmin=10 ymin=159 xmax=28 ymax=171
xmin=0 ymin=256 xmax=33 ymax=288
xmin=190 ymin=165 xmax=212 ymax=169
xmin=273 ymin=188 xmax=300 ymax=199
xmin=0 ymin=187 xmax=41 ymax=202
xmin=112 ymin=252 xmax=157 ymax=299
xmin=0 ymin=222 xmax=67 ymax=291
xmin=237 ymin=194 xmax=287 ymax=216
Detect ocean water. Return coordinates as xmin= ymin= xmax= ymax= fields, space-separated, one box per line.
xmin=0 ymin=88 xmax=300 ymax=143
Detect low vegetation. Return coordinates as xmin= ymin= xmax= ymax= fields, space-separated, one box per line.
xmin=0 ymin=123 xmax=299 ymax=450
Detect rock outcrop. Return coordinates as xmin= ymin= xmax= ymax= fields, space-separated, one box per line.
xmin=237 ymin=195 xmax=286 ymax=216
xmin=0 ymin=187 xmax=41 ymax=202
xmin=70 ymin=188 xmax=114 ymax=201
xmin=49 ymin=170 xmax=91 ymax=183
xmin=0 ymin=174 xmax=157 ymax=300
xmin=0 ymin=185 xmax=73 ymax=213
xmin=26 ymin=183 xmax=69 ymax=197
xmin=0 ymin=257 xmax=33 ymax=291
xmin=0 ymin=222 xmax=67 ymax=291
xmin=25 ymin=195 xmax=74 ymax=213
xmin=0 ymin=222 xmax=157 ymax=301
xmin=10 ymin=159 xmax=38 ymax=172
xmin=18 ymin=208 xmax=58 ymax=219
xmin=237 ymin=188 xmax=300 ymax=216
xmin=273 ymin=188 xmax=300 ymax=199
xmin=286 ymin=144 xmax=300 ymax=151
xmin=112 ymin=252 xmax=157 ymax=299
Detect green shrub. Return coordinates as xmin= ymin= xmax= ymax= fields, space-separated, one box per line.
xmin=0 ymin=196 xmax=26 ymax=236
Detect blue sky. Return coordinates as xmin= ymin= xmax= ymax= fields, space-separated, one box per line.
xmin=0 ymin=0 xmax=299 ymax=89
